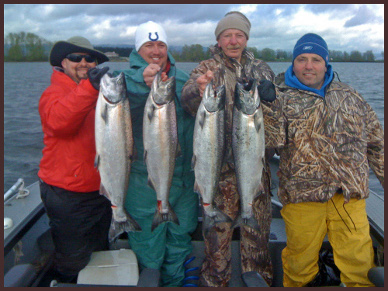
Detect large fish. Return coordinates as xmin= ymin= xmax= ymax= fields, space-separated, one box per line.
xmin=192 ymin=81 xmax=231 ymax=237
xmin=95 ymin=72 xmax=141 ymax=241
xmin=232 ymin=79 xmax=265 ymax=231
xmin=143 ymin=70 xmax=180 ymax=231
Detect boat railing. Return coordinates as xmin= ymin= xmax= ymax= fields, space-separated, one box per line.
xmin=369 ymin=189 xmax=384 ymax=202
xmin=4 ymin=178 xmax=30 ymax=204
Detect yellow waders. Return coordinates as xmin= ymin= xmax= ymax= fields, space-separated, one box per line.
xmin=281 ymin=193 xmax=375 ymax=287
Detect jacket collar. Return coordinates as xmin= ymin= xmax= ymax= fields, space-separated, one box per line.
xmin=283 ymin=64 xmax=334 ymax=98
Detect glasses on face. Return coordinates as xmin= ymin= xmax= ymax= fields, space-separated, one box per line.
xmin=66 ymin=53 xmax=96 ymax=63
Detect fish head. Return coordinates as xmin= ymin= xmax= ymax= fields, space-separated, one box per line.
xmin=100 ymin=72 xmax=127 ymax=104
xmin=151 ymin=70 xmax=176 ymax=105
xmin=234 ymin=79 xmax=260 ymax=115
xmin=203 ymin=81 xmax=225 ymax=112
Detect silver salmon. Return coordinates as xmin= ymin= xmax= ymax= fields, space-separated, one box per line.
xmin=232 ymin=79 xmax=265 ymax=231
xmin=192 ymin=81 xmax=231 ymax=237
xmin=143 ymin=70 xmax=180 ymax=231
xmin=95 ymin=72 xmax=141 ymax=241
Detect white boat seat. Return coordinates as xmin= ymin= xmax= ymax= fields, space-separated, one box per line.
xmin=77 ymin=249 xmax=139 ymax=286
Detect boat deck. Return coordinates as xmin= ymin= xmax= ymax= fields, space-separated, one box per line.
xmin=4 ymin=161 xmax=384 ymax=287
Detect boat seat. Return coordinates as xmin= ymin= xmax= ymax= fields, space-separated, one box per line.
xmin=241 ymin=271 xmax=269 ymax=287
xmin=54 ymin=268 xmax=160 ymax=287
xmin=4 ymin=264 xmax=37 ymax=287
xmin=77 ymin=249 xmax=139 ymax=286
xmin=368 ymin=267 xmax=384 ymax=287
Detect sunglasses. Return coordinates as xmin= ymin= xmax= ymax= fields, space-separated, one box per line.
xmin=66 ymin=54 xmax=96 ymax=63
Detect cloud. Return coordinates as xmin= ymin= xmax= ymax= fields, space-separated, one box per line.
xmin=305 ymin=3 xmax=354 ymax=14
xmin=4 ymin=4 xmax=384 ymax=54
xmin=344 ymin=5 xmax=383 ymax=27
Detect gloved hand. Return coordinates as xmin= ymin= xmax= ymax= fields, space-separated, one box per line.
xmin=88 ymin=67 xmax=110 ymax=90
xmin=257 ymin=79 xmax=276 ymax=102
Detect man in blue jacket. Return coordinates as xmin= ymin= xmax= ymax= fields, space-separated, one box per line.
xmin=113 ymin=21 xmax=198 ymax=287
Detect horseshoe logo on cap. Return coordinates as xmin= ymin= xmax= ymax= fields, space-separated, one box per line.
xmin=149 ymin=32 xmax=159 ymax=41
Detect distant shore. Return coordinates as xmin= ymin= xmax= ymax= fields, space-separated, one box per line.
xmin=4 ymin=58 xmax=384 ymax=63
xmin=106 ymin=57 xmax=129 ymax=62
xmin=4 ymin=57 xmax=384 ymax=63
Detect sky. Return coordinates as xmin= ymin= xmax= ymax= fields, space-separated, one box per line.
xmin=4 ymin=4 xmax=385 ymax=54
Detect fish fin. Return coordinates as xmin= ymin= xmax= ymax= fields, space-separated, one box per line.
xmin=94 ymin=154 xmax=100 ymax=169
xmin=108 ymin=211 xmax=142 ymax=242
xmin=232 ymin=214 xmax=261 ymax=232
xmin=193 ymin=181 xmax=200 ymax=194
xmin=147 ymin=177 xmax=156 ymax=192
xmin=198 ymin=110 xmax=206 ymax=129
xmin=254 ymin=114 xmax=262 ymax=132
xmin=151 ymin=203 xmax=179 ymax=231
xmin=254 ymin=185 xmax=264 ymax=199
xmin=99 ymin=183 xmax=110 ymax=200
xmin=176 ymin=141 xmax=182 ymax=158
xmin=202 ymin=205 xmax=231 ymax=238
xmin=191 ymin=155 xmax=196 ymax=170
xmin=131 ymin=143 xmax=138 ymax=162
xmin=127 ymin=150 xmax=134 ymax=166
xmin=147 ymin=104 xmax=155 ymax=122
xmin=143 ymin=149 xmax=148 ymax=164
xmin=101 ymin=103 xmax=108 ymax=124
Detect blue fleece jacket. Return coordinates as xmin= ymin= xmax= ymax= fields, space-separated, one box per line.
xmin=285 ymin=64 xmax=334 ymax=97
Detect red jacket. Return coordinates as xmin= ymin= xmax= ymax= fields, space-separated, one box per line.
xmin=38 ymin=67 xmax=100 ymax=192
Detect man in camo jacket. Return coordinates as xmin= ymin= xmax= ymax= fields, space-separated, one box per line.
xmin=181 ymin=11 xmax=279 ymax=287
xmin=267 ymin=33 xmax=384 ymax=287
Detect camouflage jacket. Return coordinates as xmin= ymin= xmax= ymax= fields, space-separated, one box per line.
xmin=267 ymin=72 xmax=384 ymax=205
xmin=181 ymin=45 xmax=276 ymax=173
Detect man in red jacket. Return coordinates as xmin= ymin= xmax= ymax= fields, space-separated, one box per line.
xmin=38 ymin=36 xmax=110 ymax=283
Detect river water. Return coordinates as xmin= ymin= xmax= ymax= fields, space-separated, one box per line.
xmin=4 ymin=61 xmax=384 ymax=196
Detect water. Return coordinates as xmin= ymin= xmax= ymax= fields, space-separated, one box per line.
xmin=4 ymin=61 xmax=384 ymax=196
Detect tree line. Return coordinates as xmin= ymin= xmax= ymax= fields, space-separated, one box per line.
xmin=4 ymin=32 xmax=52 ymax=61
xmin=4 ymin=32 xmax=384 ymax=63
xmin=170 ymin=44 xmax=381 ymax=63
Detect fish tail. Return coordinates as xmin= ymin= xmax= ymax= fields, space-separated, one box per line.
xmin=108 ymin=211 xmax=142 ymax=242
xmin=232 ymin=214 xmax=260 ymax=232
xmin=151 ymin=203 xmax=179 ymax=231
xmin=202 ymin=205 xmax=231 ymax=238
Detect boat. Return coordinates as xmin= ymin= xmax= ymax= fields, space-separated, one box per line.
xmin=4 ymin=156 xmax=384 ymax=287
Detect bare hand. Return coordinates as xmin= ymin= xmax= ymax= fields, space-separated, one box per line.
xmin=197 ymin=70 xmax=214 ymax=97
xmin=160 ymin=72 xmax=168 ymax=82
xmin=143 ymin=64 xmax=164 ymax=87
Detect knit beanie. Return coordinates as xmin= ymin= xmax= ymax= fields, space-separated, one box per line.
xmin=293 ymin=33 xmax=329 ymax=65
xmin=215 ymin=11 xmax=251 ymax=40
xmin=135 ymin=21 xmax=168 ymax=51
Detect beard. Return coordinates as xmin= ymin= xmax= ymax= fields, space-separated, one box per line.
xmin=76 ymin=66 xmax=91 ymax=79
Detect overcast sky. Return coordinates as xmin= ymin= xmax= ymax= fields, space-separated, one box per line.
xmin=4 ymin=4 xmax=384 ymax=54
